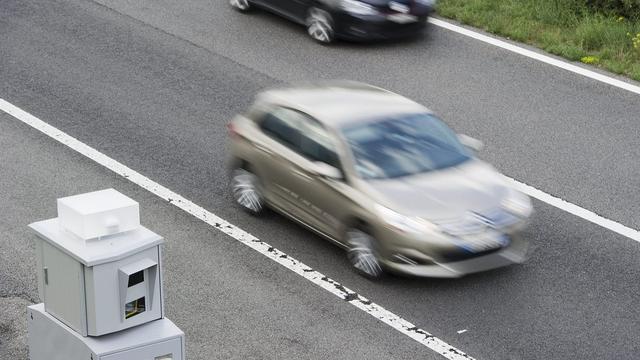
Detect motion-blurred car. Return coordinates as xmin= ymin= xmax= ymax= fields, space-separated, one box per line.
xmin=227 ymin=81 xmax=532 ymax=278
xmin=229 ymin=0 xmax=435 ymax=43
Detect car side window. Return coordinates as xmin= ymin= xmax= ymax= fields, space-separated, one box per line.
xmin=259 ymin=107 xmax=302 ymax=150
xmin=259 ymin=107 xmax=341 ymax=170
xmin=298 ymin=116 xmax=341 ymax=169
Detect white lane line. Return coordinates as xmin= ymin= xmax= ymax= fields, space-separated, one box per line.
xmin=428 ymin=18 xmax=640 ymax=96
xmin=505 ymin=177 xmax=640 ymax=242
xmin=0 ymin=99 xmax=474 ymax=359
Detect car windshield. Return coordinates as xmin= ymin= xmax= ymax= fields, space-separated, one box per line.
xmin=342 ymin=113 xmax=471 ymax=179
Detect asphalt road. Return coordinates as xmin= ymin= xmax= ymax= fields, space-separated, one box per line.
xmin=1 ymin=0 xmax=639 ymax=359
xmin=0 ymin=111 xmax=442 ymax=359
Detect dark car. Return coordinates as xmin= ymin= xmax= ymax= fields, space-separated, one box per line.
xmin=229 ymin=0 xmax=435 ymax=43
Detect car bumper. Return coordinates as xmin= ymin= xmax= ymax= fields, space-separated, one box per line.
xmin=381 ymin=235 xmax=529 ymax=277
xmin=334 ymin=12 xmax=430 ymax=41
xmin=377 ymin=219 xmax=530 ymax=278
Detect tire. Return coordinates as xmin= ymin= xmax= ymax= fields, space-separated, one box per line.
xmin=230 ymin=168 xmax=265 ymax=215
xmin=230 ymin=0 xmax=251 ymax=12
xmin=346 ymin=228 xmax=384 ymax=279
xmin=306 ymin=8 xmax=334 ymax=44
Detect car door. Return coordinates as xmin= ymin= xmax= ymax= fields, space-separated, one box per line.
xmin=253 ymin=106 xmax=310 ymax=215
xmin=285 ymin=115 xmax=352 ymax=240
xmin=284 ymin=0 xmax=309 ymax=22
xmin=259 ymin=0 xmax=308 ymax=23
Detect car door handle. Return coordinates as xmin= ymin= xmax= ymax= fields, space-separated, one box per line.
xmin=291 ymin=169 xmax=312 ymax=181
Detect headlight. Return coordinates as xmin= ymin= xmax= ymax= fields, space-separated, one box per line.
xmin=341 ymin=0 xmax=379 ymax=15
xmin=501 ymin=190 xmax=532 ymax=218
xmin=375 ymin=205 xmax=439 ymax=234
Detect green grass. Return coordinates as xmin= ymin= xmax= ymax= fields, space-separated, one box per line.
xmin=436 ymin=0 xmax=640 ymax=81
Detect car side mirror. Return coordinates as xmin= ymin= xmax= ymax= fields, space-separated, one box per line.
xmin=458 ymin=134 xmax=484 ymax=153
xmin=311 ymin=162 xmax=343 ymax=180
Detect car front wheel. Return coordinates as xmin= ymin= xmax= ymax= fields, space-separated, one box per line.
xmin=346 ymin=228 xmax=384 ymax=279
xmin=306 ymin=8 xmax=335 ymax=44
xmin=230 ymin=0 xmax=251 ymax=12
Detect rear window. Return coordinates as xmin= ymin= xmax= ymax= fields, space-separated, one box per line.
xmin=259 ymin=110 xmax=300 ymax=149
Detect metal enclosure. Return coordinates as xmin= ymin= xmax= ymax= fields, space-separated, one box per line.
xmin=30 ymin=189 xmax=164 ymax=336
xmin=27 ymin=189 xmax=186 ymax=360
xmin=28 ymin=303 xmax=185 ymax=360
xmin=37 ymin=240 xmax=87 ymax=335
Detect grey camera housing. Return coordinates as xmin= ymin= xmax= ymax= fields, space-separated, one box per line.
xmin=29 ymin=189 xmax=164 ymax=336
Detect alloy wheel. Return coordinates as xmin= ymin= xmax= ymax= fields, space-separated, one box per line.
xmin=230 ymin=0 xmax=251 ymax=12
xmin=346 ymin=229 xmax=384 ymax=279
xmin=231 ymin=168 xmax=264 ymax=214
xmin=307 ymin=9 xmax=334 ymax=44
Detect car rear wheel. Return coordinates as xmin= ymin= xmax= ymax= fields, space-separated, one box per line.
xmin=230 ymin=0 xmax=251 ymax=12
xmin=231 ymin=168 xmax=265 ymax=215
xmin=307 ymin=8 xmax=334 ymax=44
xmin=346 ymin=228 xmax=384 ymax=279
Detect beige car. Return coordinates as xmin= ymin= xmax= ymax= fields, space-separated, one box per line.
xmin=228 ymin=81 xmax=532 ymax=278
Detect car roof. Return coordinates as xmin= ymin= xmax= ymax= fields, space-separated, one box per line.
xmin=256 ymin=81 xmax=431 ymax=128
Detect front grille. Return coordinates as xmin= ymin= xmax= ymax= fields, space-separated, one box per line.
xmin=440 ymin=247 xmax=502 ymax=262
xmin=380 ymin=19 xmax=426 ymax=32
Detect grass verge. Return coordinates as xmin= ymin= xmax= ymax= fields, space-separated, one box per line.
xmin=436 ymin=0 xmax=640 ymax=81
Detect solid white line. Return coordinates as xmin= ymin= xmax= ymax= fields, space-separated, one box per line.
xmin=428 ymin=18 xmax=640 ymax=96
xmin=0 ymin=99 xmax=474 ymax=359
xmin=505 ymin=177 xmax=640 ymax=242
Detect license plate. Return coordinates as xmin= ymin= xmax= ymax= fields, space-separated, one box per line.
xmin=458 ymin=232 xmax=508 ymax=253
xmin=388 ymin=14 xmax=418 ymax=24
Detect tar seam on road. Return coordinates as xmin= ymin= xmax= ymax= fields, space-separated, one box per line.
xmin=428 ymin=18 xmax=640 ymax=96
xmin=0 ymin=99 xmax=475 ymax=360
